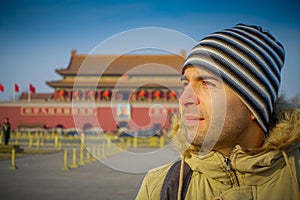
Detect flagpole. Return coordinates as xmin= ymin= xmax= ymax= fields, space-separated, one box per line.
xmin=28 ymin=84 xmax=35 ymax=102
xmin=28 ymin=90 xmax=31 ymax=102
xmin=13 ymin=86 xmax=15 ymax=102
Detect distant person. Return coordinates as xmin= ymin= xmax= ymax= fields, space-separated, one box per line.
xmin=2 ymin=118 xmax=11 ymax=145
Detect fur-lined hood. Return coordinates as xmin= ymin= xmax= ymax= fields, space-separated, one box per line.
xmin=260 ymin=109 xmax=300 ymax=152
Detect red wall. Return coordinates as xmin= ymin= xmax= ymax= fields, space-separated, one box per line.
xmin=0 ymin=103 xmax=176 ymax=132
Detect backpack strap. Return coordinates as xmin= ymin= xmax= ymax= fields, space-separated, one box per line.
xmin=160 ymin=160 xmax=192 ymax=200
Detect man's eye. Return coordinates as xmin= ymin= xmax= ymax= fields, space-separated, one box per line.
xmin=201 ymin=81 xmax=216 ymax=87
xmin=181 ymin=81 xmax=189 ymax=87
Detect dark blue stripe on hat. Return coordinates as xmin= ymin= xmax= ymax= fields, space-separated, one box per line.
xmin=235 ymin=25 xmax=284 ymax=69
xmin=201 ymin=31 xmax=281 ymax=88
xmin=228 ymin=29 xmax=281 ymax=84
xmin=218 ymin=30 xmax=281 ymax=86
xmin=229 ymin=28 xmax=282 ymax=81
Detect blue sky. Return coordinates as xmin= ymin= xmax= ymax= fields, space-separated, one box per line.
xmin=0 ymin=0 xmax=299 ymax=100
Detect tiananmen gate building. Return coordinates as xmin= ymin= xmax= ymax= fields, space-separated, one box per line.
xmin=0 ymin=50 xmax=186 ymax=133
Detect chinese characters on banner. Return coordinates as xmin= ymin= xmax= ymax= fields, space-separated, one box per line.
xmin=21 ymin=106 xmax=97 ymax=116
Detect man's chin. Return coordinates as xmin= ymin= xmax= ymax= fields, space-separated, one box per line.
xmin=185 ymin=126 xmax=195 ymax=140
xmin=185 ymin=128 xmax=205 ymax=145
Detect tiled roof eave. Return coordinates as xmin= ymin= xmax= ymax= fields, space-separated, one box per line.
xmin=45 ymin=81 xmax=182 ymax=89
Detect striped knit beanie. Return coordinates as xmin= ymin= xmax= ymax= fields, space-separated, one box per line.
xmin=182 ymin=24 xmax=285 ymax=133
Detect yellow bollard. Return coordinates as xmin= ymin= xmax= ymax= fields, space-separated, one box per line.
xmin=101 ymin=143 xmax=106 ymax=159
xmin=78 ymin=142 xmax=85 ymax=166
xmin=97 ymin=144 xmax=101 ymax=160
xmin=40 ymin=134 xmax=44 ymax=147
xmin=58 ymin=142 xmax=62 ymax=150
xmin=0 ymin=132 xmax=2 ymax=145
xmin=85 ymin=148 xmax=92 ymax=163
xmin=81 ymin=134 xmax=85 ymax=145
xmin=69 ymin=148 xmax=78 ymax=168
xmin=29 ymin=135 xmax=33 ymax=147
xmin=133 ymin=137 xmax=138 ymax=148
xmin=54 ymin=135 xmax=59 ymax=148
xmin=149 ymin=137 xmax=156 ymax=147
xmin=105 ymin=141 xmax=111 ymax=156
xmin=9 ymin=149 xmax=17 ymax=170
xmin=36 ymin=135 xmax=40 ymax=149
xmin=127 ymin=138 xmax=131 ymax=149
xmin=107 ymin=138 xmax=112 ymax=149
xmin=61 ymin=149 xmax=69 ymax=171
xmin=160 ymin=136 xmax=164 ymax=148
xmin=15 ymin=132 xmax=19 ymax=145
xmin=92 ymin=146 xmax=97 ymax=162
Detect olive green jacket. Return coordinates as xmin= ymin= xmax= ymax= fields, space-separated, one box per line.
xmin=136 ymin=110 xmax=300 ymax=200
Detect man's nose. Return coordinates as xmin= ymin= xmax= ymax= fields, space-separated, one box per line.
xmin=179 ymin=85 xmax=200 ymax=107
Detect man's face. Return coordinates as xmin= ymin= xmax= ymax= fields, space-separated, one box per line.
xmin=179 ymin=67 xmax=252 ymax=151
xmin=121 ymin=106 xmax=127 ymax=115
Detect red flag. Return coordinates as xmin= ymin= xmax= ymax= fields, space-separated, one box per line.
xmin=14 ymin=84 xmax=19 ymax=93
xmin=29 ymin=84 xmax=35 ymax=93
xmin=0 ymin=83 xmax=4 ymax=92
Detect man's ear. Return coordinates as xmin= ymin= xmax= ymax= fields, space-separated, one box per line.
xmin=250 ymin=113 xmax=256 ymax=120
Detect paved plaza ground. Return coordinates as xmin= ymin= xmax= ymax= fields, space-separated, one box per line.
xmin=0 ymin=146 xmax=179 ymax=200
xmin=0 ymin=149 xmax=147 ymax=200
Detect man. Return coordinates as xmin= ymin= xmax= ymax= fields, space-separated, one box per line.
xmin=136 ymin=24 xmax=300 ymax=199
xmin=2 ymin=118 xmax=11 ymax=145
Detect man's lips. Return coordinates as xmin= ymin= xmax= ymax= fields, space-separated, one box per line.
xmin=183 ymin=114 xmax=205 ymax=126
